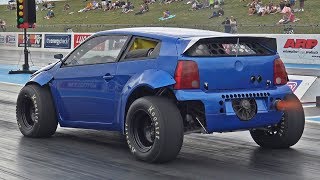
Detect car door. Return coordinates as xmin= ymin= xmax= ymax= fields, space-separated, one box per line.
xmin=50 ymin=35 xmax=129 ymax=125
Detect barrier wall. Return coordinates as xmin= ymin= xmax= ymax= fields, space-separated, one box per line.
xmin=0 ymin=32 xmax=93 ymax=53
xmin=1 ymin=32 xmax=320 ymax=65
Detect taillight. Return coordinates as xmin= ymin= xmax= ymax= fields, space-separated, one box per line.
xmin=273 ymin=58 xmax=288 ymax=85
xmin=174 ymin=60 xmax=200 ymax=89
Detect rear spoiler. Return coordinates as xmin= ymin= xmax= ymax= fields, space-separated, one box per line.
xmin=180 ymin=36 xmax=277 ymax=54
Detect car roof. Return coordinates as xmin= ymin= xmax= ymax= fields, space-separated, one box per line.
xmin=96 ymin=27 xmax=229 ymax=39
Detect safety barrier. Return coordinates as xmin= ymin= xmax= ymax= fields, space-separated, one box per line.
xmin=1 ymin=31 xmax=320 ymax=64
xmin=0 ymin=32 xmax=93 ymax=53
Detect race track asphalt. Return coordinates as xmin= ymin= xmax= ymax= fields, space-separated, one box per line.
xmin=0 ymin=83 xmax=320 ymax=180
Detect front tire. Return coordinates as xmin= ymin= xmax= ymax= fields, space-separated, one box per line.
xmin=16 ymin=84 xmax=58 ymax=138
xmin=250 ymin=94 xmax=305 ymax=148
xmin=125 ymin=96 xmax=184 ymax=163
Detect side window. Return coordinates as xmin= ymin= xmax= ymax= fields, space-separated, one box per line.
xmin=63 ymin=35 xmax=128 ymax=66
xmin=123 ymin=37 xmax=161 ymax=61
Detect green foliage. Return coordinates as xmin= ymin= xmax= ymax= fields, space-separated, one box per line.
xmin=0 ymin=0 xmax=319 ymax=33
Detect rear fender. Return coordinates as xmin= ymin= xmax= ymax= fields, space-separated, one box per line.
xmin=118 ymin=69 xmax=176 ymax=133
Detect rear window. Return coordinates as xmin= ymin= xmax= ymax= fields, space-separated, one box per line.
xmin=184 ymin=37 xmax=275 ymax=57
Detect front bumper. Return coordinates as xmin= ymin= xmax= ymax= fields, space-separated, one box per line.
xmin=175 ymin=85 xmax=292 ymax=133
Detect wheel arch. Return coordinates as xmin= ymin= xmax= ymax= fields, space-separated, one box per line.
xmin=117 ymin=69 xmax=176 ymax=134
xmin=27 ymin=71 xmax=54 ymax=87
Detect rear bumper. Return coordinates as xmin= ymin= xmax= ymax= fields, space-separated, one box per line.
xmin=175 ymin=85 xmax=293 ymax=133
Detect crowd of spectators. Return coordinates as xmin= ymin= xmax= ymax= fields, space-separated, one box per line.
xmin=1 ymin=0 xmax=308 ymax=33
xmin=245 ymin=0 xmax=304 ymax=24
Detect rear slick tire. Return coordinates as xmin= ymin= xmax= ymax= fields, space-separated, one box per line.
xmin=250 ymin=94 xmax=305 ymax=148
xmin=125 ymin=96 xmax=184 ymax=163
xmin=16 ymin=84 xmax=58 ymax=138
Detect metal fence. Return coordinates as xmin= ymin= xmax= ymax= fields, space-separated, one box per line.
xmin=3 ymin=24 xmax=320 ymax=34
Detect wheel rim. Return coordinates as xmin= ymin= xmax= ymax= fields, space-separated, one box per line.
xmin=265 ymin=113 xmax=285 ymax=136
xmin=132 ymin=109 xmax=155 ymax=152
xmin=21 ymin=95 xmax=36 ymax=129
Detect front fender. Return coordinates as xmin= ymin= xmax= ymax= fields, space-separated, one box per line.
xmin=27 ymin=71 xmax=54 ymax=86
xmin=118 ymin=69 xmax=176 ymax=133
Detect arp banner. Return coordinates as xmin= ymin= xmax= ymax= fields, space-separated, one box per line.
xmin=276 ymin=35 xmax=320 ymax=63
xmin=44 ymin=34 xmax=72 ymax=49
xmin=74 ymin=34 xmax=91 ymax=48
xmin=18 ymin=34 xmax=42 ymax=48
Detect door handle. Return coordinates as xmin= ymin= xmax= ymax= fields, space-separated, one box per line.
xmin=103 ymin=74 xmax=114 ymax=80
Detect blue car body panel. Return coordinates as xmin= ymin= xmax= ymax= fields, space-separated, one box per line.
xmin=29 ymin=71 xmax=54 ymax=86
xmin=116 ymin=69 xmax=176 ymax=132
xmin=175 ymin=85 xmax=291 ymax=132
xmin=24 ymin=27 xmax=293 ymax=134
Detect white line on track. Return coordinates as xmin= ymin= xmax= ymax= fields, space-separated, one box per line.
xmin=0 ymin=81 xmax=23 ymax=86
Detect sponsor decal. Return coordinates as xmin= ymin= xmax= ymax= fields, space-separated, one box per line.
xmin=282 ymin=39 xmax=319 ymax=58
xmin=0 ymin=35 xmax=5 ymax=44
xmin=73 ymin=34 xmax=91 ymax=48
xmin=58 ymin=80 xmax=103 ymax=90
xmin=44 ymin=34 xmax=71 ymax=49
xmin=287 ymin=80 xmax=302 ymax=92
xmin=277 ymin=36 xmax=320 ymax=61
xmin=5 ymin=35 xmax=16 ymax=46
xmin=287 ymin=75 xmax=317 ymax=100
xmin=284 ymin=39 xmax=318 ymax=49
xmin=18 ymin=34 xmax=42 ymax=48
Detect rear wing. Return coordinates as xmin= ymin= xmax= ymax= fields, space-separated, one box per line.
xmin=179 ymin=36 xmax=277 ymax=57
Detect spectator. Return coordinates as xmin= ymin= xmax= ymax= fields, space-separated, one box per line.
xmin=163 ymin=9 xmax=170 ymax=18
xmin=78 ymin=1 xmax=94 ymax=12
xmin=298 ymin=0 xmax=304 ymax=12
xmin=101 ymin=0 xmax=107 ymax=9
xmin=230 ymin=16 xmax=237 ymax=33
xmin=0 ymin=19 xmax=6 ymax=32
xmin=218 ymin=7 xmax=224 ymax=16
xmin=92 ymin=0 xmax=99 ymax=9
xmin=248 ymin=1 xmax=256 ymax=15
xmin=122 ymin=1 xmax=134 ymax=13
xmin=135 ymin=4 xmax=146 ymax=15
xmin=63 ymin=2 xmax=70 ymax=11
xmin=279 ymin=0 xmax=285 ymax=11
xmin=191 ymin=0 xmax=204 ymax=11
xmin=222 ymin=17 xmax=231 ymax=33
xmin=209 ymin=7 xmax=224 ymax=18
xmin=289 ymin=0 xmax=295 ymax=8
xmin=209 ymin=0 xmax=214 ymax=9
xmin=277 ymin=3 xmax=299 ymax=24
xmin=209 ymin=11 xmax=219 ymax=18
xmin=203 ymin=0 xmax=210 ymax=8
xmin=44 ymin=9 xmax=55 ymax=19
xmin=144 ymin=3 xmax=149 ymax=11
xmin=7 ymin=0 xmax=16 ymax=10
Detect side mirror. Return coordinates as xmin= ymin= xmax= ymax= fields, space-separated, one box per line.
xmin=54 ymin=54 xmax=63 ymax=60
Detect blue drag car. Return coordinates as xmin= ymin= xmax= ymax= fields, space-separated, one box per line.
xmin=16 ymin=27 xmax=305 ymax=163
